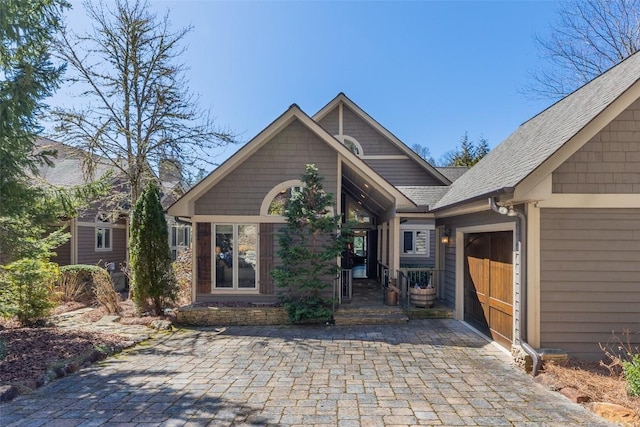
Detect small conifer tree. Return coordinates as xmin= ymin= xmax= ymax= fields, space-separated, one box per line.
xmin=271 ymin=164 xmax=350 ymax=323
xmin=129 ymin=183 xmax=175 ymax=314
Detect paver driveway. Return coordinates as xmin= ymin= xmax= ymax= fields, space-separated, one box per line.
xmin=1 ymin=319 xmax=613 ymax=426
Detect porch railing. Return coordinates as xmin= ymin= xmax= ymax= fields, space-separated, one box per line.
xmin=341 ymin=268 xmax=353 ymax=302
xmin=378 ymin=262 xmax=394 ymax=305
xmin=333 ymin=268 xmax=353 ymax=308
xmin=378 ymin=261 xmax=389 ymax=287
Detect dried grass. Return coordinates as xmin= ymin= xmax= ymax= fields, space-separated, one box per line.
xmin=545 ymin=360 xmax=640 ymax=415
xmin=172 ymin=249 xmax=192 ymax=307
xmin=93 ymin=272 xmax=121 ymax=315
xmin=53 ymin=273 xmax=87 ymax=303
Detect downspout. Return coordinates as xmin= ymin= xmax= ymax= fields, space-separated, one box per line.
xmin=488 ymin=198 xmax=542 ymax=376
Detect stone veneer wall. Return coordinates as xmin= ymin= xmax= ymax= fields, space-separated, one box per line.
xmin=177 ymin=306 xmax=289 ymax=326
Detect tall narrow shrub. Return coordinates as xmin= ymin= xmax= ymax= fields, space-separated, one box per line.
xmin=271 ymin=164 xmax=350 ymax=323
xmin=0 ymin=259 xmax=59 ymax=325
xmin=129 ymin=183 xmax=175 ymax=314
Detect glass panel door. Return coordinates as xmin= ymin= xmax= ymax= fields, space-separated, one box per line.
xmin=237 ymin=225 xmax=257 ymax=288
xmin=215 ymin=225 xmax=234 ymax=288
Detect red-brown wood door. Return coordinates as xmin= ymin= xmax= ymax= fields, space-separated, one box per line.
xmin=464 ymin=231 xmax=513 ymax=348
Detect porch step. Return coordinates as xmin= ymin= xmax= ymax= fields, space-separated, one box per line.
xmin=333 ymin=308 xmax=409 ymax=326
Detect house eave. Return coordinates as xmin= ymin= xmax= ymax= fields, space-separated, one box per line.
xmin=432 ymin=187 xmax=515 ymax=216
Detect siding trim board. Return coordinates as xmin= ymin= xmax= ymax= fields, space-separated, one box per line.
xmin=259 ymin=180 xmax=304 ymax=217
xmin=362 ymin=155 xmax=409 ymax=160
xmin=538 ymin=193 xmax=640 ymax=208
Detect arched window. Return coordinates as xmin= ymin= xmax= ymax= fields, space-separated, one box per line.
xmin=335 ymin=135 xmax=364 ymax=157
xmin=95 ymin=212 xmax=112 ymax=251
xmin=260 ymin=180 xmax=304 ymax=216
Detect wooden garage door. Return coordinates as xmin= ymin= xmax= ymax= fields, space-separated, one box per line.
xmin=464 ymin=231 xmax=513 ymax=348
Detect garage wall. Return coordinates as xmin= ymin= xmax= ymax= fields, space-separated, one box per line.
xmin=540 ymin=208 xmax=640 ymax=360
xmin=437 ymin=210 xmax=516 ymax=309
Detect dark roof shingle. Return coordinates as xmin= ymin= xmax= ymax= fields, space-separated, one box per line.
xmin=433 ymin=51 xmax=640 ymax=210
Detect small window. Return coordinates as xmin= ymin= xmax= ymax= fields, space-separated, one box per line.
xmin=169 ymin=222 xmax=191 ymax=260
xmin=401 ymin=228 xmax=430 ymax=256
xmin=335 ymin=135 xmax=364 ymax=157
xmin=267 ymin=185 xmax=302 ymax=216
xmin=95 ymin=212 xmax=112 ymax=251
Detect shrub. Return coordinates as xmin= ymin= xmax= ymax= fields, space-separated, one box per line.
xmin=600 ymin=330 xmax=640 ymax=396
xmin=0 ymin=258 xmax=59 ymax=325
xmin=172 ymin=248 xmax=192 ymax=306
xmin=130 ymin=183 xmax=176 ymax=315
xmin=283 ymin=296 xmax=332 ymax=324
xmin=623 ymin=355 xmax=640 ymax=397
xmin=93 ymin=268 xmax=121 ymax=315
xmin=59 ymin=264 xmax=103 ymax=280
xmin=54 ymin=265 xmax=102 ymax=302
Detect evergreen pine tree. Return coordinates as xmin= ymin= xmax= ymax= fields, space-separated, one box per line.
xmin=0 ymin=0 xmax=70 ymax=261
xmin=271 ymin=164 xmax=350 ymax=323
xmin=129 ymin=183 xmax=175 ymax=315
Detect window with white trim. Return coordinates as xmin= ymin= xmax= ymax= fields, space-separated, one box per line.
xmin=401 ymin=226 xmax=430 ymax=256
xmin=170 ymin=222 xmax=191 ymax=260
xmin=214 ymin=224 xmax=257 ymax=290
xmin=95 ymin=212 xmax=112 ymax=251
xmin=335 ymin=135 xmax=364 ymax=157
xmin=266 ymin=183 xmax=303 ymax=216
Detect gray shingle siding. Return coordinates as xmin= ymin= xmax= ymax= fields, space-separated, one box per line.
xmin=76 ymin=226 xmax=127 ymax=266
xmin=317 ymin=107 xmax=339 ymax=135
xmin=553 ymin=98 xmax=640 ymax=193
xmin=195 ymin=119 xmax=338 ymax=215
xmin=540 ymin=208 xmax=640 ymax=360
xmin=342 ymin=106 xmax=406 ymax=156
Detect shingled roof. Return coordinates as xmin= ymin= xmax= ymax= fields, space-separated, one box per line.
xmin=397 ymin=186 xmax=450 ymax=209
xmin=35 ymin=138 xmax=113 ymax=186
xmin=433 ymin=50 xmax=640 ymax=210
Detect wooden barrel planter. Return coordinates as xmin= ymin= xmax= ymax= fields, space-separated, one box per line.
xmin=410 ymin=286 xmax=436 ymax=308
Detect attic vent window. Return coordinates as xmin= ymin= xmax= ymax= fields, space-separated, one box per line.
xmin=335 ymin=135 xmax=363 ymax=157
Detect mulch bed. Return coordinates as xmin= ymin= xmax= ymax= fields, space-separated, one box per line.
xmin=0 ymin=327 xmax=130 ymax=395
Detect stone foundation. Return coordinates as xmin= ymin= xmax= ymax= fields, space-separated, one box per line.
xmin=512 ymin=345 xmax=533 ymax=373
xmin=177 ymin=306 xmax=289 ymax=326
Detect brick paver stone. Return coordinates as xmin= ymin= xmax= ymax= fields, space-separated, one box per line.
xmin=0 ymin=319 xmax=615 ymax=426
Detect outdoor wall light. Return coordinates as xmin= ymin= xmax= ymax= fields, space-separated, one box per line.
xmin=507 ymin=207 xmax=517 ymax=217
xmin=441 ymin=228 xmax=451 ymax=245
xmin=498 ymin=206 xmax=509 ymax=215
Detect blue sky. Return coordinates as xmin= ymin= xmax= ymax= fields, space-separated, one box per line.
xmin=48 ymin=1 xmax=560 ymax=166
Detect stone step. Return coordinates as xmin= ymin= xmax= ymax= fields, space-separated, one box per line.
xmin=333 ymin=312 xmax=409 ymax=326
xmin=335 ymin=306 xmax=406 ymax=316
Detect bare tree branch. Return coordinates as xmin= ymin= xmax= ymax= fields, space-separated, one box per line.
xmin=51 ymin=0 xmax=236 ymax=207
xmin=524 ymin=0 xmax=640 ymax=100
